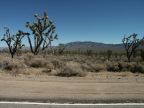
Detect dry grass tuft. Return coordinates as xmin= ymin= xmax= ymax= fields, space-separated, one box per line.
xmin=0 ymin=52 xmax=144 ymax=77
xmin=82 ymin=62 xmax=106 ymax=72
xmin=56 ymin=61 xmax=86 ymax=77
xmin=106 ymin=61 xmax=144 ymax=73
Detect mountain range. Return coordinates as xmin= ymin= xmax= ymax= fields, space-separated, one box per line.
xmin=1 ymin=41 xmax=142 ymax=52
xmin=63 ymin=41 xmax=124 ymax=52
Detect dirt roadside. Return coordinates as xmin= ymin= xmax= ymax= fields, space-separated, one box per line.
xmin=0 ymin=72 xmax=144 ymax=103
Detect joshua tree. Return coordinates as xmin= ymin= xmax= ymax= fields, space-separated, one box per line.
xmin=58 ymin=44 xmax=65 ymax=55
xmin=1 ymin=27 xmax=29 ymax=58
xmin=140 ymin=49 xmax=144 ymax=61
xmin=86 ymin=49 xmax=93 ymax=56
xmin=106 ymin=50 xmax=112 ymax=61
xmin=26 ymin=12 xmax=58 ymax=55
xmin=122 ymin=33 xmax=143 ymax=62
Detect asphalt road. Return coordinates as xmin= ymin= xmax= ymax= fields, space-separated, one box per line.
xmin=0 ymin=102 xmax=144 ymax=108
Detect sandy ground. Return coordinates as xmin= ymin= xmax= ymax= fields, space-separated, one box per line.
xmin=0 ymin=72 xmax=144 ymax=103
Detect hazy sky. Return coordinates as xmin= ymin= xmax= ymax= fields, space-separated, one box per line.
xmin=0 ymin=0 xmax=144 ymax=46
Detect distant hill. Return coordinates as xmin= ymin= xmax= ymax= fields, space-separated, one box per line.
xmin=0 ymin=41 xmax=142 ymax=52
xmin=64 ymin=41 xmax=124 ymax=52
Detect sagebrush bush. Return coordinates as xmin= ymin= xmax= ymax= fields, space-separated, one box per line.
xmin=91 ymin=63 xmax=105 ymax=72
xmin=25 ymin=58 xmax=47 ymax=68
xmin=51 ymin=59 xmax=65 ymax=69
xmin=0 ymin=58 xmax=27 ymax=76
xmin=81 ymin=63 xmax=91 ymax=72
xmin=30 ymin=59 xmax=46 ymax=68
xmin=82 ymin=63 xmax=105 ymax=72
xmin=130 ymin=63 xmax=144 ymax=73
xmin=45 ymin=61 xmax=54 ymax=69
xmin=42 ymin=68 xmax=52 ymax=74
xmin=56 ymin=61 xmax=86 ymax=77
xmin=0 ymin=52 xmax=144 ymax=77
xmin=140 ymin=49 xmax=144 ymax=61
xmin=0 ymin=59 xmax=25 ymax=71
xmin=118 ymin=62 xmax=129 ymax=72
xmin=4 ymin=64 xmax=16 ymax=71
xmin=106 ymin=62 xmax=119 ymax=72
xmin=24 ymin=53 xmax=33 ymax=60
xmin=106 ymin=61 xmax=144 ymax=73
xmin=41 ymin=62 xmax=55 ymax=74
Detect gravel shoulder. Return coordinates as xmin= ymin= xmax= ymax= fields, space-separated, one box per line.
xmin=0 ymin=72 xmax=144 ymax=103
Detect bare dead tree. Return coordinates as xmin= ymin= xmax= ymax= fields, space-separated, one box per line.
xmin=26 ymin=12 xmax=58 ymax=55
xmin=1 ymin=27 xmax=29 ymax=58
xmin=122 ymin=33 xmax=143 ymax=62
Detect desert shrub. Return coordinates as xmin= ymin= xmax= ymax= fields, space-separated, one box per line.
xmin=30 ymin=60 xmax=46 ymax=68
xmin=25 ymin=53 xmax=33 ymax=60
xmin=94 ymin=64 xmax=106 ymax=72
xmin=130 ymin=63 xmax=144 ymax=73
xmin=81 ymin=63 xmax=91 ymax=72
xmin=41 ymin=62 xmax=55 ymax=74
xmin=106 ymin=61 xmax=134 ymax=72
xmin=106 ymin=50 xmax=112 ymax=61
xmin=42 ymin=68 xmax=52 ymax=74
xmin=106 ymin=61 xmax=144 ymax=73
xmin=106 ymin=62 xmax=119 ymax=72
xmin=140 ymin=49 xmax=144 ymax=61
xmin=118 ymin=62 xmax=136 ymax=72
xmin=0 ymin=60 xmax=8 ymax=69
xmin=126 ymin=62 xmax=136 ymax=72
xmin=82 ymin=63 xmax=105 ymax=72
xmin=0 ymin=59 xmax=27 ymax=76
xmin=86 ymin=50 xmax=93 ymax=56
xmin=56 ymin=61 xmax=86 ymax=77
xmin=45 ymin=61 xmax=54 ymax=69
xmin=2 ymin=60 xmax=18 ymax=71
xmin=118 ymin=62 xmax=129 ymax=72
xmin=57 ymin=44 xmax=65 ymax=55
xmin=25 ymin=55 xmax=64 ymax=69
xmin=4 ymin=64 xmax=17 ymax=70
xmin=24 ymin=53 xmax=34 ymax=65
xmin=51 ymin=59 xmax=65 ymax=69
xmin=26 ymin=58 xmax=47 ymax=68
xmin=0 ymin=59 xmax=25 ymax=70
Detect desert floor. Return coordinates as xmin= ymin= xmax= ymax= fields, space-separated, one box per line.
xmin=0 ymin=72 xmax=144 ymax=103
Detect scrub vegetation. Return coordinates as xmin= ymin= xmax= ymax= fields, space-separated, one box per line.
xmin=1 ymin=12 xmax=144 ymax=77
